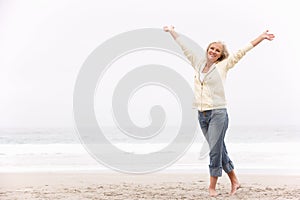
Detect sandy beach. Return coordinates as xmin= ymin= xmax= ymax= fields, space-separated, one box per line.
xmin=1 ymin=172 xmax=299 ymax=200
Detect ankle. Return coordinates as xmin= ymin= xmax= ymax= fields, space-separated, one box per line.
xmin=208 ymin=187 xmax=218 ymax=197
xmin=232 ymin=179 xmax=240 ymax=185
xmin=209 ymin=186 xmax=216 ymax=190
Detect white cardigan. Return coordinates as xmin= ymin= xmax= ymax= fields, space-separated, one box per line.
xmin=175 ymin=36 xmax=254 ymax=111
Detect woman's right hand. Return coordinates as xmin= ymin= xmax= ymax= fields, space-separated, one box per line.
xmin=163 ymin=25 xmax=178 ymax=40
xmin=163 ymin=25 xmax=175 ymax=32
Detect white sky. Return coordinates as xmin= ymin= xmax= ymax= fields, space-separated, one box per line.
xmin=0 ymin=0 xmax=299 ymax=128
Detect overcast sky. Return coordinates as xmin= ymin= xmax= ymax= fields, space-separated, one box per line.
xmin=0 ymin=0 xmax=299 ymax=128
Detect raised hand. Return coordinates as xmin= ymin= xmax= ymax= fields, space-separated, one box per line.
xmin=163 ymin=25 xmax=175 ymax=32
xmin=251 ymin=30 xmax=275 ymax=46
xmin=262 ymin=30 xmax=275 ymax=41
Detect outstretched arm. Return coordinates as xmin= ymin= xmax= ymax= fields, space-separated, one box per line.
xmin=226 ymin=30 xmax=275 ymax=69
xmin=163 ymin=25 xmax=202 ymax=68
xmin=163 ymin=25 xmax=179 ymax=40
xmin=251 ymin=30 xmax=275 ymax=47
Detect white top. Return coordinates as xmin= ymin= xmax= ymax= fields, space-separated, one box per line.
xmin=199 ymin=72 xmax=206 ymax=82
xmin=175 ymin=36 xmax=254 ymax=111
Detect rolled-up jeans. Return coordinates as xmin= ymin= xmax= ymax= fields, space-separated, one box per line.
xmin=198 ymin=108 xmax=234 ymax=177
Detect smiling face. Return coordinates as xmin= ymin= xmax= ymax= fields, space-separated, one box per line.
xmin=206 ymin=42 xmax=223 ymax=63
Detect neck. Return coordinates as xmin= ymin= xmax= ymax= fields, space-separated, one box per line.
xmin=206 ymin=61 xmax=214 ymax=68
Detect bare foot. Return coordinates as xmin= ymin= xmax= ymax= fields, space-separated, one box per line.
xmin=230 ymin=183 xmax=241 ymax=195
xmin=209 ymin=187 xmax=218 ymax=197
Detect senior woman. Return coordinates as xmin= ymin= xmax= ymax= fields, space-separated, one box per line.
xmin=164 ymin=25 xmax=275 ymax=197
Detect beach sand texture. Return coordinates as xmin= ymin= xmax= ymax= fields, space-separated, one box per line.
xmin=1 ymin=172 xmax=299 ymax=200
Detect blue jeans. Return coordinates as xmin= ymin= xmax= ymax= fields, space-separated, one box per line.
xmin=198 ymin=109 xmax=234 ymax=177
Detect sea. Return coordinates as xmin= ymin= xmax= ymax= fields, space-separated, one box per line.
xmin=0 ymin=125 xmax=300 ymax=175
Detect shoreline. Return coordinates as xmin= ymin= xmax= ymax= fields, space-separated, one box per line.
xmin=1 ymin=167 xmax=300 ymax=176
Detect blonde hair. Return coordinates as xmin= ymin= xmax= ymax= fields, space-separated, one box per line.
xmin=206 ymin=41 xmax=229 ymax=62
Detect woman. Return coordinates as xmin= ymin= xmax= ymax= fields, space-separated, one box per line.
xmin=163 ymin=25 xmax=275 ymax=197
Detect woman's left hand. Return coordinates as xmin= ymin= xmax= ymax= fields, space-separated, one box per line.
xmin=261 ymin=30 xmax=275 ymax=41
